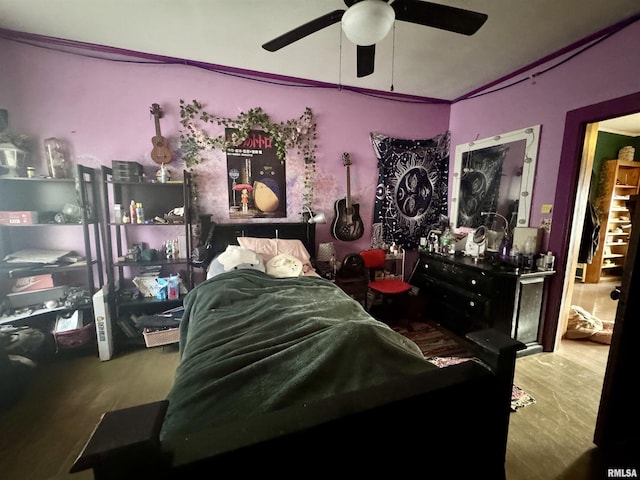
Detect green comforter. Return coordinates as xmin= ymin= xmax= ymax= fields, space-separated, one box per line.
xmin=160 ymin=269 xmax=437 ymax=440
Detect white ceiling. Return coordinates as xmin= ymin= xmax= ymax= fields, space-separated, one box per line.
xmin=599 ymin=113 xmax=640 ymax=137
xmin=0 ymin=1 xmax=639 ymax=102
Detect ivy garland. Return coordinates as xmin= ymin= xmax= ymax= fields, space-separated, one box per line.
xmin=178 ymin=100 xmax=318 ymax=212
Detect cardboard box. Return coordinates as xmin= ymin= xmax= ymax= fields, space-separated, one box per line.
xmin=11 ymin=274 xmax=54 ymax=293
xmin=6 ymin=285 xmax=68 ymax=309
xmin=92 ymin=286 xmax=114 ymax=361
xmin=0 ymin=211 xmax=39 ymax=225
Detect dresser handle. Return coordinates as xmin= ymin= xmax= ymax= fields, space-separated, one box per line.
xmin=469 ymin=301 xmax=475 ymax=307
xmin=471 ymin=279 xmax=477 ymax=285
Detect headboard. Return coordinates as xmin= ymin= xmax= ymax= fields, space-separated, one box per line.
xmin=199 ymin=215 xmax=317 ymax=259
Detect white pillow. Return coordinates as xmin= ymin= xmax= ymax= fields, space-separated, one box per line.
xmin=265 ymin=253 xmax=303 ymax=278
xmin=207 ymin=245 xmax=265 ymax=279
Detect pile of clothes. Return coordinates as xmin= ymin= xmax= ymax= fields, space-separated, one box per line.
xmin=565 ymin=305 xmax=613 ymax=345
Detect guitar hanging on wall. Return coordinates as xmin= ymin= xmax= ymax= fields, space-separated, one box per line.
xmin=331 ymin=152 xmax=364 ymax=241
xmin=150 ymin=103 xmax=172 ymax=165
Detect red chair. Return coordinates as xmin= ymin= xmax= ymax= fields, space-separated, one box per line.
xmin=359 ymin=249 xmax=412 ymax=319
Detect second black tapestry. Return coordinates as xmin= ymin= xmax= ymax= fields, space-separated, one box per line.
xmin=370 ymin=131 xmax=450 ymax=250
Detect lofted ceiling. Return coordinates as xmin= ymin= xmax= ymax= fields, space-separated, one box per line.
xmin=0 ymin=1 xmax=639 ymax=102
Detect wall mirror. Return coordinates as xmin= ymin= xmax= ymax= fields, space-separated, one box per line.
xmin=451 ymin=125 xmax=541 ymax=233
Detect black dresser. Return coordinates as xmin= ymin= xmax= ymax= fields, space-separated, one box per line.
xmin=409 ymin=252 xmax=554 ymax=356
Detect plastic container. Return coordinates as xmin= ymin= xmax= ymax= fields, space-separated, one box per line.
xmin=114 ymin=204 xmax=122 ymax=224
xmin=168 ymin=274 xmax=179 ymax=300
xmin=544 ymin=251 xmax=555 ymax=271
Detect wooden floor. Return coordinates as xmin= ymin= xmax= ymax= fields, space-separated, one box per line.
xmin=0 ymin=277 xmax=626 ymax=479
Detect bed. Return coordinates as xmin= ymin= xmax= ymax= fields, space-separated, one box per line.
xmin=71 ymin=221 xmax=524 ymax=478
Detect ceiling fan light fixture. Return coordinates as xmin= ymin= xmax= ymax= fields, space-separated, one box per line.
xmin=341 ymin=0 xmax=395 ymax=46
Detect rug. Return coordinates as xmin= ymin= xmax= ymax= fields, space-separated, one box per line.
xmin=394 ymin=320 xmax=536 ymax=412
xmin=511 ymin=385 xmax=536 ymax=411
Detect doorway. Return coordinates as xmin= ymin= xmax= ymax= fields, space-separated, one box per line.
xmin=550 ymin=91 xmax=640 ymax=450
xmin=564 ymin=113 xmax=640 ymax=347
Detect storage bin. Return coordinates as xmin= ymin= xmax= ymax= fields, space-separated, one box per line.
xmin=618 ymin=146 xmax=635 ymax=161
xmin=112 ymin=160 xmax=143 ymax=182
xmin=143 ymin=327 xmax=179 ymax=347
xmin=54 ymin=321 xmax=95 ymax=349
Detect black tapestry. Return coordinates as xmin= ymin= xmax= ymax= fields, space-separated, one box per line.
xmin=370 ymin=131 xmax=450 ymax=250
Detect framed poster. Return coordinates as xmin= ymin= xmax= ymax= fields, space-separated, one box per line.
xmin=226 ymin=128 xmax=286 ymax=219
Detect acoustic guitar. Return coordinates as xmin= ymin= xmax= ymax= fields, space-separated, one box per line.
xmin=331 ymin=153 xmax=364 ymax=241
xmin=150 ymin=103 xmax=172 ymax=164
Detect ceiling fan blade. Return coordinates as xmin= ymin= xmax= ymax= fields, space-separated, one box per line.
xmin=356 ymin=44 xmax=375 ymax=77
xmin=262 ymin=9 xmax=345 ymax=51
xmin=392 ymin=0 xmax=487 ymax=36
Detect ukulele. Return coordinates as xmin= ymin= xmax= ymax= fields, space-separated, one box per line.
xmin=150 ymin=103 xmax=172 ymax=164
xmin=331 ymin=153 xmax=364 ymax=241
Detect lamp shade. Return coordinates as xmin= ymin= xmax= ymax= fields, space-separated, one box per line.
xmin=309 ymin=212 xmax=326 ymax=224
xmin=317 ymin=242 xmax=337 ymax=262
xmin=342 ymin=0 xmax=395 ymax=46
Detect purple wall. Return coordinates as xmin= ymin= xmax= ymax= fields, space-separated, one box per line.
xmin=451 ymin=19 xmax=640 ymax=347
xmin=0 ymin=38 xmax=449 ymax=260
xmin=2 ymin=18 xmax=640 ymax=349
xmin=451 ymin=20 xmax=640 ymax=233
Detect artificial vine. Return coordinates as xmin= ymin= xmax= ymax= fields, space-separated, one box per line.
xmin=178 ymin=99 xmax=318 ymax=213
xmin=179 ymin=100 xmax=316 ymax=166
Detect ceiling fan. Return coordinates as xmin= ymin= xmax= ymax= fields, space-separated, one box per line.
xmin=262 ymin=0 xmax=488 ymax=78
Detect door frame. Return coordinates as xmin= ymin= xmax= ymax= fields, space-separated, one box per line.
xmin=544 ymin=91 xmax=640 ymax=449
xmin=543 ymin=91 xmax=640 ymax=351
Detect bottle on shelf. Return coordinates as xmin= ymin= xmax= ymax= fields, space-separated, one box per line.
xmin=499 ymin=233 xmax=512 ymax=261
xmin=114 ymin=203 xmax=122 ymax=224
xmin=440 ymin=226 xmax=455 ymax=255
xmin=168 ymin=274 xmax=179 ymax=300
xmin=136 ymin=202 xmax=145 ymax=224
xmin=129 ymin=200 xmax=137 ymax=224
xmin=544 ymin=251 xmax=555 ymax=271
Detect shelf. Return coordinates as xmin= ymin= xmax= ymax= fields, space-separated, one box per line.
xmin=113 ymin=259 xmax=189 ymax=268
xmin=585 ymin=159 xmax=639 ymax=283
xmin=107 ymin=180 xmax=184 ymax=186
xmin=602 ymin=263 xmax=623 ymax=269
xmin=0 ymin=176 xmax=75 ymax=184
xmin=101 ymin=165 xmax=193 ymax=337
xmin=1 ymin=261 xmax=97 ymax=279
xmin=115 ymin=294 xmax=186 ymax=309
xmin=0 ymin=223 xmax=95 ymax=228
xmin=108 ymin=222 xmax=184 ymax=227
xmin=0 ymin=165 xmax=104 ymax=296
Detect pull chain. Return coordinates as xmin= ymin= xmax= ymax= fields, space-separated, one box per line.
xmin=390 ymin=23 xmax=396 ymax=92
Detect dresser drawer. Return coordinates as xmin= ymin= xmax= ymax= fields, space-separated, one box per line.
xmin=417 ymin=257 xmax=496 ymax=296
xmin=413 ymin=273 xmax=490 ymax=331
